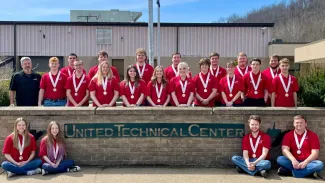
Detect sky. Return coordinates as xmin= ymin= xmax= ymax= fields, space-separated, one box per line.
xmin=0 ymin=0 xmax=283 ymax=22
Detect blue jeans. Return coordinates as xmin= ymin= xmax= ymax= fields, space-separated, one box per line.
xmin=44 ymin=99 xmax=67 ymax=106
xmin=231 ymin=156 xmax=271 ymax=176
xmin=42 ymin=160 xmax=75 ymax=174
xmin=1 ymin=159 xmax=42 ymax=175
xmin=277 ymin=156 xmax=324 ymax=178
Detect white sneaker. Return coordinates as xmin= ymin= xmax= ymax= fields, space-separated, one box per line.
xmin=41 ymin=169 xmax=48 ymax=176
xmin=26 ymin=168 xmax=42 ymax=175
xmin=67 ymin=166 xmax=81 ymax=172
xmin=7 ymin=171 xmax=15 ymax=178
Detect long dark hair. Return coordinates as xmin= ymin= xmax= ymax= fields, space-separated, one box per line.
xmin=125 ymin=65 xmax=140 ymax=88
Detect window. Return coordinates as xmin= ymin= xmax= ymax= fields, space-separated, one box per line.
xmin=96 ymin=28 xmax=112 ymax=44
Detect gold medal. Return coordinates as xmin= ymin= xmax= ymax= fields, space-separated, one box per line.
xmin=75 ymin=93 xmax=78 ymax=96
xmin=157 ymin=99 xmax=161 ymax=103
xmin=19 ymin=156 xmax=23 ymax=160
xmin=254 ymin=91 xmax=258 ymax=94
xmin=229 ymin=94 xmax=233 ymax=97
xmin=252 ymin=154 xmax=256 ymax=158
xmin=182 ymin=94 xmax=186 ymax=97
xmin=204 ymin=89 xmax=207 ymax=92
xmin=131 ymin=95 xmax=135 ymax=99
xmin=285 ymin=93 xmax=289 ymax=97
xmin=103 ymin=91 xmax=107 ymax=95
xmin=53 ymin=88 xmax=57 ymax=92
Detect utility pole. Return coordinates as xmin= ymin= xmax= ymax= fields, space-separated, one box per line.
xmin=148 ymin=0 xmax=154 ymax=66
xmin=157 ymin=0 xmax=161 ymax=66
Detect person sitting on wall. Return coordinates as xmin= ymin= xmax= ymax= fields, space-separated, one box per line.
xmin=277 ymin=115 xmax=324 ymax=178
xmin=39 ymin=121 xmax=80 ymax=175
xmin=193 ymin=58 xmax=218 ymax=107
xmin=60 ymin=53 xmax=86 ymax=77
xmin=170 ymin=62 xmax=195 ymax=107
xmin=164 ymin=52 xmax=191 ymax=82
xmin=38 ymin=57 xmax=68 ymax=106
xmin=146 ymin=66 xmax=170 ymax=107
xmin=209 ymin=52 xmax=226 ymax=106
xmin=88 ymin=61 xmax=119 ymax=107
xmin=231 ymin=115 xmax=271 ymax=178
xmin=65 ymin=60 xmax=90 ymax=107
xmin=271 ymin=58 xmax=299 ymax=107
xmin=120 ymin=65 xmax=146 ymax=107
xmin=88 ymin=51 xmax=120 ymax=82
xmin=133 ymin=48 xmax=154 ymax=85
xmin=1 ymin=118 xmax=42 ymax=178
xmin=219 ymin=61 xmax=244 ymax=107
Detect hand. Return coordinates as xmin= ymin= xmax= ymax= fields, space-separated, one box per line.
xmin=292 ymin=160 xmax=300 ymax=169
xmin=16 ymin=162 xmax=23 ymax=167
xmin=51 ymin=162 xmax=58 ymax=168
xmin=129 ymin=104 xmax=136 ymax=107
xmin=20 ymin=161 xmax=28 ymax=166
xmin=226 ymin=101 xmax=233 ymax=107
xmin=9 ymin=104 xmax=14 ymax=107
xmin=102 ymin=104 xmax=110 ymax=107
xmin=97 ymin=104 xmax=103 ymax=107
xmin=201 ymin=99 xmax=209 ymax=105
xmin=74 ymin=103 xmax=81 ymax=107
xmin=298 ymin=161 xmax=308 ymax=169
xmin=248 ymin=162 xmax=256 ymax=171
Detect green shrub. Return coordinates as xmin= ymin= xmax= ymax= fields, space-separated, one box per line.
xmin=0 ymin=80 xmax=10 ymax=106
xmin=296 ymin=67 xmax=325 ymax=107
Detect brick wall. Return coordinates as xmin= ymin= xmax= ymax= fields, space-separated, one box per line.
xmin=0 ymin=107 xmax=324 ymax=167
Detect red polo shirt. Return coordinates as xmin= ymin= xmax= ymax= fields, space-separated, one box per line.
xmin=193 ymin=72 xmax=218 ymax=107
xmin=147 ymin=81 xmax=170 ymax=106
xmin=219 ymin=75 xmax=245 ymax=105
xmin=120 ymin=80 xmax=147 ymax=106
xmin=88 ymin=65 xmax=120 ymax=82
xmin=88 ymin=77 xmax=120 ymax=107
xmin=243 ymin=71 xmax=269 ymax=99
xmin=242 ymin=131 xmax=271 ymax=159
xmin=210 ymin=66 xmax=227 ymax=103
xmin=2 ymin=133 xmax=37 ymax=162
xmin=271 ymin=74 xmax=299 ymax=107
xmin=169 ymin=76 xmax=195 ymax=106
xmin=262 ymin=67 xmax=281 ymax=81
xmin=65 ymin=74 xmax=90 ymax=106
xmin=234 ymin=66 xmax=252 ymax=78
xmin=60 ymin=66 xmax=86 ymax=77
xmin=39 ymin=137 xmax=59 ymax=163
xmin=134 ymin=63 xmax=154 ymax=85
xmin=40 ymin=72 xmax=68 ymax=100
xmin=282 ymin=129 xmax=320 ymax=161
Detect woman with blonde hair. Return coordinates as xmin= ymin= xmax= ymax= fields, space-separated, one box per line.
xmin=1 ymin=118 xmax=42 ymax=178
xmin=88 ymin=61 xmax=120 ymax=107
xmin=147 ymin=66 xmax=170 ymax=106
xmin=39 ymin=121 xmax=80 ymax=175
xmin=170 ymin=62 xmax=195 ymax=107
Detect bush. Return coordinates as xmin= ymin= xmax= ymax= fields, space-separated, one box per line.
xmin=0 ymin=80 xmax=10 ymax=106
xmin=296 ymin=67 xmax=325 ymax=107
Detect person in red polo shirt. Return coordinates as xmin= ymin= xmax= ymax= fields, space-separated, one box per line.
xmin=164 ymin=52 xmax=192 ymax=82
xmin=277 ymin=115 xmax=324 ymax=178
xmin=193 ymin=58 xmax=218 ymax=107
xmin=134 ymin=48 xmax=154 ymax=85
xmin=120 ymin=65 xmax=146 ymax=107
xmin=271 ymin=58 xmax=299 ymax=107
xmin=209 ymin=52 xmax=226 ymax=106
xmin=1 ymin=118 xmax=42 ymax=178
xmin=170 ymin=62 xmax=195 ymax=107
xmin=65 ymin=60 xmax=90 ymax=107
xmin=231 ymin=115 xmax=271 ymax=178
xmin=147 ymin=66 xmax=170 ymax=107
xmin=262 ymin=54 xmax=281 ymax=105
xmin=38 ymin=57 xmax=68 ymax=106
xmin=243 ymin=58 xmax=269 ymax=106
xmin=234 ymin=52 xmax=252 ymax=78
xmin=60 ymin=53 xmax=86 ymax=77
xmin=219 ymin=61 xmax=245 ymax=107
xmin=89 ymin=61 xmax=120 ymax=107
xmin=39 ymin=121 xmax=80 ymax=175
xmin=88 ymin=51 xmax=120 ymax=82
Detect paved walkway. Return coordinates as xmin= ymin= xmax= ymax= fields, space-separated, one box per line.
xmin=0 ymin=167 xmax=324 ymax=183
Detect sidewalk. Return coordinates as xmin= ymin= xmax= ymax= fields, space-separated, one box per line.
xmin=0 ymin=167 xmax=324 ymax=183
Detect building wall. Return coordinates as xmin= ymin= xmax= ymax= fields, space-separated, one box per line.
xmin=0 ymin=107 xmax=324 ymax=167
xmin=269 ymin=43 xmax=306 ymax=57
xmin=0 ymin=25 xmax=14 ymax=55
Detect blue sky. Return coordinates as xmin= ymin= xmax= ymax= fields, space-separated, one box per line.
xmin=0 ymin=0 xmax=282 ymax=22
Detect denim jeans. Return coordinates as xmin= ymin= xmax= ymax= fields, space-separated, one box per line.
xmin=1 ymin=159 xmax=42 ymax=175
xmin=44 ymin=99 xmax=67 ymax=106
xmin=42 ymin=160 xmax=75 ymax=174
xmin=277 ymin=156 xmax=324 ymax=178
xmin=231 ymin=156 xmax=271 ymax=176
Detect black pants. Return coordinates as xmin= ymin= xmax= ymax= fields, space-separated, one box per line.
xmin=243 ymin=98 xmax=265 ymax=107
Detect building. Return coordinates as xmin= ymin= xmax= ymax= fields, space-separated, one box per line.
xmin=0 ymin=21 xmax=274 ymax=78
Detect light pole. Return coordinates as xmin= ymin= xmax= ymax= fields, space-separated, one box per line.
xmin=157 ymin=0 xmax=161 ymax=66
xmin=148 ymin=0 xmax=154 ymax=66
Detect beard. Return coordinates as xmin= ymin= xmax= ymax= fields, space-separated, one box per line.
xmin=270 ymin=65 xmax=279 ymax=69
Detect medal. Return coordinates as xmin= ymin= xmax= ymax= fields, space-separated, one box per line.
xmin=250 ymin=72 xmax=261 ymax=95
xmin=294 ymin=130 xmax=307 ymax=156
xmin=172 ymin=65 xmax=178 ymax=76
xmin=182 ymin=94 xmax=186 ymax=97
xmin=157 ymin=99 xmax=161 ymax=103
xmin=18 ymin=136 xmax=25 ymax=161
xmin=237 ymin=66 xmax=249 ymax=77
xmin=270 ymin=68 xmax=278 ymax=79
xmin=73 ymin=73 xmax=85 ymax=97
xmin=179 ymin=79 xmax=188 ymax=98
xmin=129 ymin=81 xmax=135 ymax=99
xmin=227 ymin=75 xmax=235 ymax=97
xmin=279 ymin=74 xmax=292 ymax=97
xmin=103 ymin=91 xmax=107 ymax=95
xmin=19 ymin=156 xmax=23 ymax=160
xmin=102 ymin=77 xmax=108 ymax=95
xmin=49 ymin=71 xmax=61 ymax=93
xmin=250 ymin=134 xmax=261 ymax=159
xmin=210 ymin=66 xmax=219 ymax=76
xmin=229 ymin=94 xmax=233 ymax=97
xmin=155 ymin=83 xmax=163 ymax=103
xmin=136 ymin=63 xmax=146 ymax=79
xmin=131 ymin=95 xmax=134 ymax=98
xmin=199 ymin=72 xmax=210 ymax=94
xmin=68 ymin=69 xmax=72 ymax=77
xmin=53 ymin=143 xmax=59 ymax=163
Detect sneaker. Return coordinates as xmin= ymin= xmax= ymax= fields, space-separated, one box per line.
xmin=7 ymin=171 xmax=15 ymax=178
xmin=67 ymin=166 xmax=81 ymax=172
xmin=236 ymin=166 xmax=244 ymax=173
xmin=277 ymin=167 xmax=292 ymax=176
xmin=260 ymin=170 xmax=268 ymax=178
xmin=41 ymin=169 xmax=48 ymax=176
xmin=307 ymin=172 xmax=318 ymax=179
xmin=26 ymin=168 xmax=42 ymax=176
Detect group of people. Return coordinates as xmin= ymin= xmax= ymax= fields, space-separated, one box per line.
xmin=1 ymin=118 xmax=80 ymax=178
xmin=9 ymin=49 xmax=298 ymax=107
xmin=232 ymin=115 xmax=323 ymax=178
